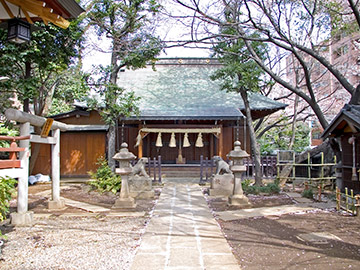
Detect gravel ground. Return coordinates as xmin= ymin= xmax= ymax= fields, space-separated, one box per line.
xmin=0 ymin=216 xmax=149 ymax=270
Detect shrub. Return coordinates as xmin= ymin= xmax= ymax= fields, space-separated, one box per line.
xmin=262 ymin=182 xmax=281 ymax=194
xmin=0 ymin=176 xmax=17 ymax=238
xmin=241 ymin=179 xmax=252 ymax=190
xmin=302 ymin=188 xmax=314 ymax=200
xmin=242 ymin=180 xmax=280 ymax=195
xmin=88 ymin=157 xmax=121 ymax=194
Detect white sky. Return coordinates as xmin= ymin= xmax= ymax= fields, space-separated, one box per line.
xmin=81 ymin=0 xmax=214 ymax=73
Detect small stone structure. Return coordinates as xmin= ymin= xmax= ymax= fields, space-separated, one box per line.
xmin=209 ymin=156 xmax=234 ymax=196
xmin=228 ymin=141 xmax=250 ymax=206
xmin=112 ymin=143 xmax=137 ymax=209
xmin=128 ymin=158 xmax=155 ymax=199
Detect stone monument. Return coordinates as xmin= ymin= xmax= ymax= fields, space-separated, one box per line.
xmin=209 ymin=156 xmax=234 ymax=196
xmin=112 ymin=143 xmax=136 ymax=209
xmin=228 ymin=141 xmax=250 ymax=206
xmin=128 ymin=157 xmax=155 ymax=199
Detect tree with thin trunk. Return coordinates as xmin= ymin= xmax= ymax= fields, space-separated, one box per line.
xmin=85 ymin=0 xmax=162 ymax=170
xmin=170 ymin=0 xmax=359 ymax=129
xmin=210 ymin=4 xmax=269 ymax=186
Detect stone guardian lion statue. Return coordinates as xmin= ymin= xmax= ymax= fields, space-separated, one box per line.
xmin=212 ymin=156 xmax=232 ymax=175
xmin=132 ymin=157 xmax=150 ymax=178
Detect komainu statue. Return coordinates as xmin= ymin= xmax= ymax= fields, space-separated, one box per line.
xmin=212 ymin=156 xmax=232 ymax=175
xmin=132 ymin=157 xmax=150 ymax=178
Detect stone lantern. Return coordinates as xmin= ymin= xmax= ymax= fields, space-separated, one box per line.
xmin=112 ymin=143 xmax=136 ymax=209
xmin=228 ymin=141 xmax=250 ymax=206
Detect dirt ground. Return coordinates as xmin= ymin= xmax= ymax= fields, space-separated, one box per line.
xmin=205 ymin=190 xmax=360 ymax=270
xmin=1 ymin=182 xmax=160 ymax=270
xmin=13 ymin=182 xmax=160 ymax=215
xmin=3 ymin=182 xmax=360 ymax=270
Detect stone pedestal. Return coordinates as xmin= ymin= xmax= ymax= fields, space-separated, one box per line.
xmin=209 ymin=174 xmax=234 ymax=196
xmin=48 ymin=199 xmax=66 ymax=210
xmin=10 ymin=211 xmax=34 ymax=226
xmin=129 ymin=175 xmax=155 ymax=199
xmin=113 ymin=197 xmax=136 ymax=209
xmin=228 ymin=194 xmax=250 ymax=205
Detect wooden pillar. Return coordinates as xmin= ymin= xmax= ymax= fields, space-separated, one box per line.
xmin=138 ymin=132 xmax=143 ymax=158
xmin=146 ymin=133 xmax=151 ymax=158
xmin=210 ymin=134 xmax=214 ymax=159
xmin=218 ymin=125 xmax=223 ymax=158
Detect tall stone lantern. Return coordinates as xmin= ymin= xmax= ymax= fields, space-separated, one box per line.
xmin=112 ymin=143 xmax=136 ymax=209
xmin=228 ymin=141 xmax=250 ymax=206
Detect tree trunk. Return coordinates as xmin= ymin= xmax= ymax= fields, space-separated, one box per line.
xmin=289 ymin=95 xmax=299 ymax=150
xmin=23 ymin=61 xmax=31 ymax=113
xmin=107 ymin=40 xmax=119 ymax=171
xmin=107 ymin=125 xmax=116 ymax=170
xmin=349 ymin=84 xmax=360 ymax=105
xmin=240 ymin=89 xmax=263 ymax=186
xmin=42 ymin=81 xmax=58 ymax=116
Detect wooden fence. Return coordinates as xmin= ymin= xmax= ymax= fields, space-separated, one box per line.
xmin=200 ymin=156 xmax=214 ymax=183
xmin=0 ymin=135 xmax=29 ymax=169
xmin=277 ymin=152 xmax=336 ymax=189
xmin=148 ymin=156 xmax=162 ymax=183
xmin=244 ymin=156 xmax=277 ymax=179
xmin=131 ymin=156 xmax=162 ymax=183
xmin=336 ymin=186 xmax=360 ymax=216
xmin=0 ymin=135 xmax=30 ymax=179
xmin=200 ymin=155 xmax=277 ymax=182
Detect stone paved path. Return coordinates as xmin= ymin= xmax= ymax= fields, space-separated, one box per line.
xmin=131 ymin=181 xmax=240 ymax=270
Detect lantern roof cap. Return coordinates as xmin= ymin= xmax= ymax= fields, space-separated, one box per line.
xmin=113 ymin=143 xmax=136 ymax=161
xmin=228 ymin=141 xmax=249 ymax=159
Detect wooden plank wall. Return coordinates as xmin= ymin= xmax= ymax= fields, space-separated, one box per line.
xmin=32 ymin=131 xmax=106 ymax=177
xmin=61 ymin=132 xmax=105 ymax=176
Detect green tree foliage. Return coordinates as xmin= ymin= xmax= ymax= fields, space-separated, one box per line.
xmin=258 ymin=120 xmax=310 ymax=155
xmin=0 ymin=176 xmax=17 ymax=238
xmin=0 ymin=20 xmax=89 ymax=116
xmin=0 ymin=123 xmax=18 ymax=148
xmin=85 ymin=0 xmax=163 ymax=110
xmin=86 ymin=66 xmax=141 ymax=125
xmin=85 ymin=0 xmax=163 ymax=169
xmin=210 ymin=6 xmax=270 ymax=186
xmin=210 ymin=27 xmax=268 ymax=93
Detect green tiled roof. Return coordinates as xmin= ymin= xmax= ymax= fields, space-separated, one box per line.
xmin=117 ymin=58 xmax=286 ymax=120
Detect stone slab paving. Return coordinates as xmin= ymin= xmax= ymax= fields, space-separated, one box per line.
xmin=216 ymin=194 xmax=337 ymax=221
xmin=131 ymin=181 xmax=240 ymax=270
xmin=61 ymin=197 xmax=110 ymax=213
xmin=216 ymin=204 xmax=316 ymax=221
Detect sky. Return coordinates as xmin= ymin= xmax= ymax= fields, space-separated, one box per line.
xmin=81 ymin=0 xmax=214 ymax=73
xmin=82 ymin=43 xmax=211 ymax=73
